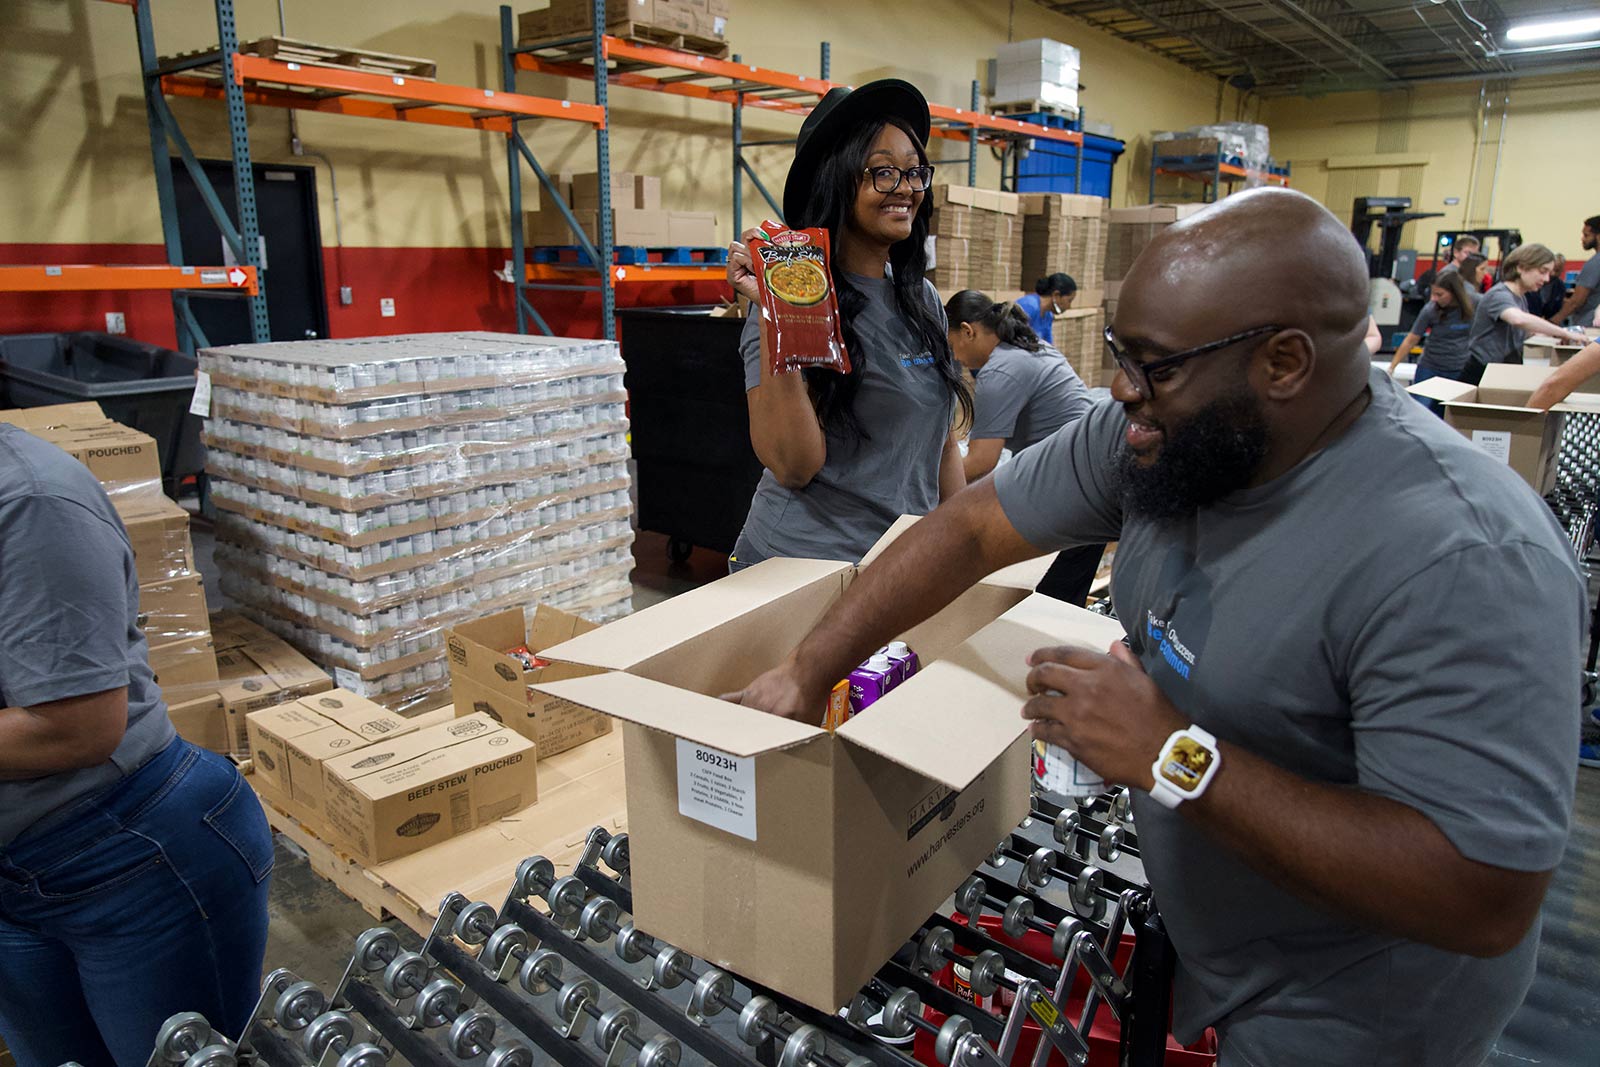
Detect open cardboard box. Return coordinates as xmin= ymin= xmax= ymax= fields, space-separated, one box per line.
xmin=1409 ymin=363 xmax=1600 ymax=494
xmin=532 ymin=526 xmax=1123 ymax=1010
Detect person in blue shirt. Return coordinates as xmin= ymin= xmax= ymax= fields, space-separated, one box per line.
xmin=1016 ymin=272 xmax=1077 ymax=345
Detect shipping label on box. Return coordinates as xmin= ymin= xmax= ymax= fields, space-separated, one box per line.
xmin=321 ymin=714 xmax=537 ymax=866
xmin=447 ymin=606 xmax=612 ymax=758
xmin=530 ymin=536 xmax=1095 ymax=1011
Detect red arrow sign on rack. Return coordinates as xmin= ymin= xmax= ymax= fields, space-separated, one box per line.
xmin=228 ymin=267 xmax=249 ymax=287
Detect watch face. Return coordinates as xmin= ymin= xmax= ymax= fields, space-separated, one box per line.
xmin=1157 ymin=735 xmax=1215 ymax=793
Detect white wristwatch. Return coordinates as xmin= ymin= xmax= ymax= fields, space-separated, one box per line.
xmin=1148 ymin=725 xmax=1221 ymax=809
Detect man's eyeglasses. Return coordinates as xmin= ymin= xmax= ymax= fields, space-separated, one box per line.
xmin=863 ymin=165 xmax=935 ymax=194
xmin=1105 ymin=323 xmax=1284 ymax=399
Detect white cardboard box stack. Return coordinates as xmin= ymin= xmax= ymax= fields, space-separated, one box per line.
xmin=199 ymin=331 xmax=636 ymax=713
xmin=992 ymin=38 xmax=1079 ymax=113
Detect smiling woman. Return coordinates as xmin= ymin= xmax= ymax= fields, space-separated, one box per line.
xmin=723 ymin=80 xmax=973 ymax=569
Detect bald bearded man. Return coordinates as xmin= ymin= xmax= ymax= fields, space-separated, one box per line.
xmin=729 ymin=189 xmax=1582 ymax=1065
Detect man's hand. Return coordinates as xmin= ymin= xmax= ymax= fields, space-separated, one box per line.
xmin=721 ymin=657 xmax=828 ymax=726
xmin=1020 ymin=641 xmax=1186 ymax=790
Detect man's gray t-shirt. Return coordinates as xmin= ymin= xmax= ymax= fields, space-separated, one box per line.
xmin=734 ymin=275 xmax=954 ymax=565
xmin=0 ymin=425 xmax=176 ymax=844
xmin=1410 ymin=298 xmax=1475 ymax=375
xmin=969 ymin=343 xmax=1093 ymax=454
xmin=991 ymin=369 xmax=1581 ymax=1065
xmin=1570 ymin=252 xmax=1600 ymax=327
xmin=1466 ymin=282 xmax=1527 ymax=367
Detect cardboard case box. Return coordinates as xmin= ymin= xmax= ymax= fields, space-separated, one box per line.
xmin=530 ymin=528 xmax=1100 ymax=1011
xmin=212 ymin=610 xmax=335 ymax=757
xmin=167 ymin=691 xmax=229 ymax=754
xmin=137 ymin=573 xmax=210 ymax=646
xmin=321 ymin=714 xmax=539 ymax=866
xmin=246 ymin=689 xmax=416 ymax=810
xmin=447 ymin=605 xmax=612 ymax=758
xmin=116 ymin=495 xmax=195 ymax=583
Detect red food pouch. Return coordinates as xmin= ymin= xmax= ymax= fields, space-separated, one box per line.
xmin=748 ymin=219 xmax=852 ymax=377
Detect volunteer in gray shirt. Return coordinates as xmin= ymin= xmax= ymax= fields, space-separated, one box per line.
xmin=0 ymin=426 xmax=272 ymax=1066
xmin=1463 ymin=241 xmax=1588 ymax=385
xmin=731 ymin=190 xmax=1580 ymax=1065
xmin=946 ymin=290 xmax=1102 ymax=606
xmin=1386 ymin=270 xmax=1478 ymax=412
xmin=725 ymin=79 xmax=968 ymax=568
xmin=1550 ymin=213 xmax=1599 ymax=328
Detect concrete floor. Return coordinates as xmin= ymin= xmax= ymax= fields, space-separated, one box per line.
xmin=189 ymin=520 xmax=1600 ymax=1059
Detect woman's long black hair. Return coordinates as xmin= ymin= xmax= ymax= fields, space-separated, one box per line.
xmin=944 ymin=290 xmax=1047 ymax=353
xmin=792 ymin=116 xmax=972 ymax=443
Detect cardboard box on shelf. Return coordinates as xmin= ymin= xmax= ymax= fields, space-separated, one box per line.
xmin=634 ymin=174 xmax=663 ymax=212
xmin=667 ymin=210 xmax=717 ymax=247
xmin=529 ymin=524 xmax=1094 ymax=1011
xmin=527 ymin=207 xmax=671 ymax=247
xmin=320 ymin=714 xmax=539 ymax=866
xmin=1407 ymin=364 xmax=1600 ymax=494
xmin=572 ymin=171 xmax=637 ymax=211
xmin=447 ymin=605 xmax=613 ymax=758
xmin=246 ymin=689 xmax=417 ymax=808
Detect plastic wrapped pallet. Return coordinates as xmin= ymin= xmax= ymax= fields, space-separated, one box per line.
xmin=199 ymin=332 xmax=636 ymax=714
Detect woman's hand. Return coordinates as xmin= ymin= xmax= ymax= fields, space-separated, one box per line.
xmin=726 ymin=227 xmax=764 ymax=303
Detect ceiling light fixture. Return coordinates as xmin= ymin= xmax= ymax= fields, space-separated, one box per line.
xmin=1505 ymin=15 xmax=1600 ymax=42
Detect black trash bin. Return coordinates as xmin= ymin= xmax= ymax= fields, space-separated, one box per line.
xmin=0 ymin=332 xmax=205 ymax=489
xmin=617 ymin=307 xmax=762 ymax=562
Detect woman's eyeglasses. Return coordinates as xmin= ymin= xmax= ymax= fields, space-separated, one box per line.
xmin=863 ymin=165 xmax=935 ymax=194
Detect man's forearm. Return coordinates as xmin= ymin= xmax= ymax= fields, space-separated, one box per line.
xmin=786 ymin=482 xmax=1037 ymax=694
xmin=1189 ymin=741 xmax=1548 ymax=957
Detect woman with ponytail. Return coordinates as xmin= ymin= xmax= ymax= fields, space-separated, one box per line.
xmin=945 ymin=289 xmax=1102 ymax=606
xmin=724 ymin=81 xmax=972 ymax=569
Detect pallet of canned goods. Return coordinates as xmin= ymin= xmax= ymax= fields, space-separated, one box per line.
xmin=199 ymin=332 xmax=636 ymax=713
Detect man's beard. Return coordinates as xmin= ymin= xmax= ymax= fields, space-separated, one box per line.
xmin=1116 ymin=389 xmax=1271 ymax=523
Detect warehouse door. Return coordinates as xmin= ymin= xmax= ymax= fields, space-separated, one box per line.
xmin=171 ymin=160 xmax=329 ymax=346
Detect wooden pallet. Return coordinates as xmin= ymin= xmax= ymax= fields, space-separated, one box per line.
xmin=991 ymin=100 xmax=1080 ymax=120
xmin=521 ymin=21 xmax=730 ymax=60
xmin=246 ymin=710 xmax=627 ymax=937
xmin=165 ymin=35 xmax=437 ymax=83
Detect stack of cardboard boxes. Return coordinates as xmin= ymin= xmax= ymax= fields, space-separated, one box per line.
xmin=927 ymin=185 xmax=1023 ymax=296
xmin=0 ymin=404 xmax=224 ymax=741
xmin=210 ymin=611 xmax=335 ymax=758
xmin=199 ymin=332 xmax=637 ymax=713
xmin=1019 ymin=192 xmax=1107 ymax=304
xmin=246 ymin=691 xmax=538 ymax=866
xmin=527 ymin=170 xmax=716 ymax=249
xmin=1105 ymin=203 xmax=1208 ymax=286
xmin=519 ymin=0 xmax=730 ymax=52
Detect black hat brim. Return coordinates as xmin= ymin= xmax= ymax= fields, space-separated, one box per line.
xmin=782 ymin=79 xmax=932 ymax=229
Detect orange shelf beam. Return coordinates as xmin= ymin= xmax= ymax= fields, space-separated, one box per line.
xmin=515 ymin=38 xmax=1080 ymax=146
xmin=1155 ymin=163 xmax=1289 ymax=187
xmin=0 ymin=264 xmax=260 ymax=295
xmin=164 ymin=75 xmax=519 ymax=133
xmin=526 ymin=262 xmax=729 ymax=286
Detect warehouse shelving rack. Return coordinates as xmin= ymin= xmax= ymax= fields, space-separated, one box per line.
xmin=1148 ymin=148 xmax=1290 ymax=204
xmin=502 ymin=1 xmax=1086 ymax=339
xmin=97 ymin=0 xmax=604 ymax=349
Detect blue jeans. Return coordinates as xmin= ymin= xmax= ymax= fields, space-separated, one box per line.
xmin=0 ymin=740 xmax=273 ymax=1067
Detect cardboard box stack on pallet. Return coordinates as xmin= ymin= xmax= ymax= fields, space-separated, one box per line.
xmin=527 ymin=170 xmax=716 ymax=249
xmin=991 ymin=37 xmax=1079 ymax=114
xmin=0 ymin=404 xmax=224 ymax=737
xmin=519 ymin=0 xmax=731 ymax=53
xmin=246 ymin=692 xmax=538 ymax=867
xmin=927 ymin=185 xmax=1023 ymax=296
xmin=199 ymin=331 xmax=637 ymax=714
xmin=1016 ymin=192 xmax=1108 ymax=383
xmin=1101 ymin=203 xmax=1210 ymax=387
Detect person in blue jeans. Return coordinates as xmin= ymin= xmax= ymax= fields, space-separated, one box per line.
xmin=1387 ymin=269 xmax=1479 ymax=413
xmin=0 ymin=423 xmax=273 ymax=1067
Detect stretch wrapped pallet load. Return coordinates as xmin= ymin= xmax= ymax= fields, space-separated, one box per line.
xmin=1018 ymin=192 xmax=1109 ymax=299
xmin=198 ymin=331 xmax=637 ymax=714
xmin=1105 ymin=203 xmax=1210 ymax=282
xmin=992 ymin=37 xmax=1079 ymax=113
xmin=0 ymin=404 xmax=224 ymax=749
xmin=927 ymin=185 xmax=1022 ymax=295
xmin=1154 ymin=122 xmax=1273 ymax=186
xmin=518 ymin=0 xmax=730 ymax=49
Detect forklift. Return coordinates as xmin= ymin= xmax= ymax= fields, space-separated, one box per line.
xmin=1350 ymin=197 xmax=1442 ymax=353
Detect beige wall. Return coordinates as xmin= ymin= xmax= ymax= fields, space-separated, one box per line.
xmin=4 ymin=0 xmax=1242 ymax=252
xmin=1261 ymin=75 xmax=1600 ymax=261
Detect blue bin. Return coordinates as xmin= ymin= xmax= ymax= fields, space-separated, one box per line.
xmin=1011 ymin=112 xmax=1126 ymax=197
xmin=0 ymin=332 xmax=204 ymax=488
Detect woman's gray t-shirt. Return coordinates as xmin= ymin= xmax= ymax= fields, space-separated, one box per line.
xmin=969 ymin=342 xmax=1093 ymax=454
xmin=733 ymin=275 xmax=954 ymax=565
xmin=1465 ymin=283 xmax=1528 ymax=367
xmin=1411 ymin=298 xmax=1476 ymax=375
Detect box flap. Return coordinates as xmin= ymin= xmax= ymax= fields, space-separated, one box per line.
xmin=543 ymin=558 xmax=852 ymax=670
xmin=859 ymin=515 xmax=1055 ymax=591
xmin=836 ymin=596 xmax=1125 ymax=789
xmin=1408 ymin=377 xmax=1477 ymax=403
xmin=531 ymin=673 xmax=821 ymax=758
